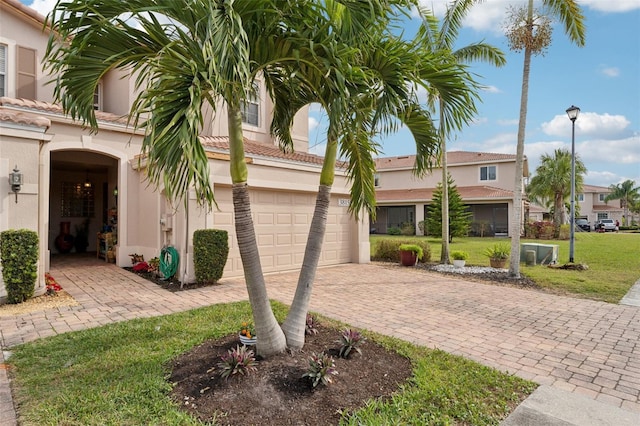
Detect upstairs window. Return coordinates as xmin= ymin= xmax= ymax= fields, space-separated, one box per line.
xmin=0 ymin=44 xmax=6 ymax=97
xmin=16 ymin=46 xmax=36 ymax=99
xmin=374 ymin=173 xmax=380 ymax=187
xmin=93 ymin=82 xmax=102 ymax=110
xmin=599 ymin=193 xmax=606 ymax=202
xmin=480 ymin=165 xmax=496 ymax=181
xmin=241 ymin=83 xmax=259 ymax=126
xmin=577 ymin=194 xmax=584 ymax=202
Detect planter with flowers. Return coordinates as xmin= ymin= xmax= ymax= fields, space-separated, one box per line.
xmin=484 ymin=243 xmax=510 ymax=268
xmin=451 ymin=250 xmax=469 ymax=268
xmin=239 ymin=322 xmax=257 ymax=346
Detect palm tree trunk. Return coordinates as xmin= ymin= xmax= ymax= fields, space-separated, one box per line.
xmin=282 ymin=184 xmax=332 ymax=349
xmin=228 ymin=105 xmax=286 ymax=357
xmin=439 ymin=104 xmax=450 ymax=263
xmin=282 ymin=139 xmax=337 ymax=350
xmin=509 ymin=0 xmax=534 ymax=279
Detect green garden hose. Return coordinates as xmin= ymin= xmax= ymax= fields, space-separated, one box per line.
xmin=160 ymin=246 xmax=179 ymax=279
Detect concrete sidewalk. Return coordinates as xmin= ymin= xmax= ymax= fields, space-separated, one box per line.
xmin=1 ymin=258 xmax=639 ymax=424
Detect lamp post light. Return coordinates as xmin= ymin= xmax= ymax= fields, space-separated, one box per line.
xmin=566 ymin=105 xmax=580 ymax=263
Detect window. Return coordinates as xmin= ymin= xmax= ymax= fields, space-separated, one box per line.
xmin=480 ymin=165 xmax=496 ymax=181
xmin=93 ymin=82 xmax=102 ymax=110
xmin=374 ymin=173 xmax=380 ymax=187
xmin=240 ymin=83 xmax=259 ymax=126
xmin=61 ymin=182 xmax=95 ymax=218
xmin=597 ymin=212 xmax=608 ymax=220
xmin=599 ymin=193 xmax=606 ymax=202
xmin=577 ymin=194 xmax=584 ymax=202
xmin=0 ymin=44 xmax=6 ymax=97
xmin=16 ymin=46 xmax=36 ymax=99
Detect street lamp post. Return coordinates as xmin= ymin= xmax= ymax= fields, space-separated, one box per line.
xmin=566 ymin=105 xmax=580 ymax=263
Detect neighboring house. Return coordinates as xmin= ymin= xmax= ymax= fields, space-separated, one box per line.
xmin=527 ymin=184 xmax=623 ymax=228
xmin=371 ymin=151 xmax=529 ymax=237
xmin=0 ymin=0 xmax=369 ymax=302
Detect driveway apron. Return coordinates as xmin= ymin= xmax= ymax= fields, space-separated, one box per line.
xmin=1 ymin=259 xmax=639 ymax=419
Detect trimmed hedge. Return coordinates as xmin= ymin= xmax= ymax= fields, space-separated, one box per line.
xmin=1 ymin=229 xmax=39 ymax=304
xmin=372 ymin=239 xmax=431 ymax=263
xmin=193 ymin=229 xmax=229 ymax=284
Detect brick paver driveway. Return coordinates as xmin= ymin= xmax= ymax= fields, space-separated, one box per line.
xmin=2 ymin=259 xmax=639 ymax=415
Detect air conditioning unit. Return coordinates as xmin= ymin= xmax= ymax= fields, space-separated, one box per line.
xmin=520 ymin=243 xmax=559 ymax=265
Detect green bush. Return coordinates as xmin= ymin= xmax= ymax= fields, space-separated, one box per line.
xmin=193 ymin=229 xmax=229 ymax=284
xmin=0 ymin=229 xmax=39 ymax=304
xmin=387 ymin=227 xmax=401 ymax=235
xmin=400 ymin=222 xmax=415 ymax=236
xmin=373 ymin=239 xmax=430 ymax=263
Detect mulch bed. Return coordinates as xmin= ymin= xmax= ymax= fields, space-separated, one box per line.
xmin=169 ymin=324 xmax=412 ymax=425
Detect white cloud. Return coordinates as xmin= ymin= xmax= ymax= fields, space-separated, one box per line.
xmin=541 ymin=111 xmax=631 ymax=139
xmin=26 ymin=0 xmax=56 ymax=17
xmin=308 ymin=116 xmax=319 ymax=131
xmin=579 ymin=0 xmax=640 ymax=13
xmin=585 ymin=170 xmax=622 ymax=187
xmin=578 ymin=136 xmax=640 ymax=165
xmin=482 ymin=85 xmax=501 ymax=93
xmin=599 ymin=66 xmax=620 ymax=77
xmin=308 ymin=103 xmax=324 ymax=114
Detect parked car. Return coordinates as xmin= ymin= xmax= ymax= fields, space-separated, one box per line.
xmin=575 ymin=218 xmax=590 ymax=232
xmin=596 ymin=219 xmax=617 ymax=232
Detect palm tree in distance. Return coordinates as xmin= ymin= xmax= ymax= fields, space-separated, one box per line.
xmin=417 ymin=0 xmax=505 ymax=264
xmin=527 ymin=149 xmax=587 ymax=236
xmin=605 ymin=180 xmax=640 ymax=226
xmin=504 ymin=0 xmax=586 ymax=278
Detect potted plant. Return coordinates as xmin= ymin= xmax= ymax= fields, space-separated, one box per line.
xmin=398 ymin=244 xmax=423 ymax=266
xmin=451 ymin=250 xmax=469 ymax=268
xmin=484 ymin=243 xmax=510 ymax=268
xmin=239 ymin=321 xmax=257 ymax=346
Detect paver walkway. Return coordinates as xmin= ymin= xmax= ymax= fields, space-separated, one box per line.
xmin=1 ymin=257 xmax=639 ymax=424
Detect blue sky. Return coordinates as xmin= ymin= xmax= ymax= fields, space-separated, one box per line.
xmin=308 ymin=0 xmax=640 ymax=188
xmin=24 ymin=0 xmax=639 ymax=188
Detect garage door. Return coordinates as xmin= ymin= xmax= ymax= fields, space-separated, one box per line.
xmin=212 ymin=187 xmax=352 ymax=278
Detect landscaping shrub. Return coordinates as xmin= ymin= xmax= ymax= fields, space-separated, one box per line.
xmin=558 ymin=224 xmax=570 ymax=240
xmin=387 ymin=226 xmax=401 ymax=235
xmin=528 ymin=221 xmax=555 ymax=239
xmin=193 ymin=229 xmax=229 ymax=284
xmin=373 ymin=239 xmax=430 ymax=263
xmin=0 ymin=229 xmax=39 ymax=304
xmin=400 ymin=222 xmax=415 ymax=236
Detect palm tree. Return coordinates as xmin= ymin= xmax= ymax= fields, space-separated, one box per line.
xmin=44 ymin=0 xmax=478 ymax=356
xmin=504 ymin=0 xmax=585 ymax=278
xmin=274 ymin=7 xmax=480 ymax=350
xmin=605 ymin=180 xmax=640 ymax=225
xmin=527 ymin=149 xmax=586 ymax=235
xmin=417 ymin=0 xmax=505 ymax=264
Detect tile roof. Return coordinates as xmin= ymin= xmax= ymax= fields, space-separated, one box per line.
xmin=200 ymin=136 xmax=344 ymax=167
xmin=375 ymin=151 xmax=519 ymax=170
xmin=375 ymin=185 xmax=514 ymax=203
xmin=2 ymin=0 xmax=47 ymax=27
xmin=582 ymin=184 xmax=611 ymax=193
xmin=0 ymin=97 xmax=131 ymax=126
xmin=0 ymin=108 xmax=50 ymax=129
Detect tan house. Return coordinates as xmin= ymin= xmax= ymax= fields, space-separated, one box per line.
xmin=0 ymin=0 xmax=369 ymax=303
xmin=527 ymin=185 xmax=623 ymax=228
xmin=371 ymin=151 xmax=529 ymax=236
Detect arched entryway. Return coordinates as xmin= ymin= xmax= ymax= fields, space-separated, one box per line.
xmin=48 ymin=150 xmax=119 ymax=260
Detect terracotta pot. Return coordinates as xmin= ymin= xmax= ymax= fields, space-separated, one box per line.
xmin=490 ymin=258 xmax=507 ymax=269
xmin=54 ymin=222 xmax=75 ymax=254
xmin=399 ymin=250 xmax=417 ymax=266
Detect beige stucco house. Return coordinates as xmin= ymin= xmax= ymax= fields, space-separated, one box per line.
xmin=528 ymin=184 xmax=624 ymax=227
xmin=0 ymin=0 xmax=369 ymax=303
xmin=371 ymin=151 xmax=529 ymax=237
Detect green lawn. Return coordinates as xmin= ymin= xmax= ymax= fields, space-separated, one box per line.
xmin=8 ymin=301 xmax=535 ymax=425
xmin=371 ymin=233 xmax=640 ymax=303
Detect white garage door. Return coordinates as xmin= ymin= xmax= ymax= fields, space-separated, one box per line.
xmin=212 ymin=187 xmax=352 ymax=278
